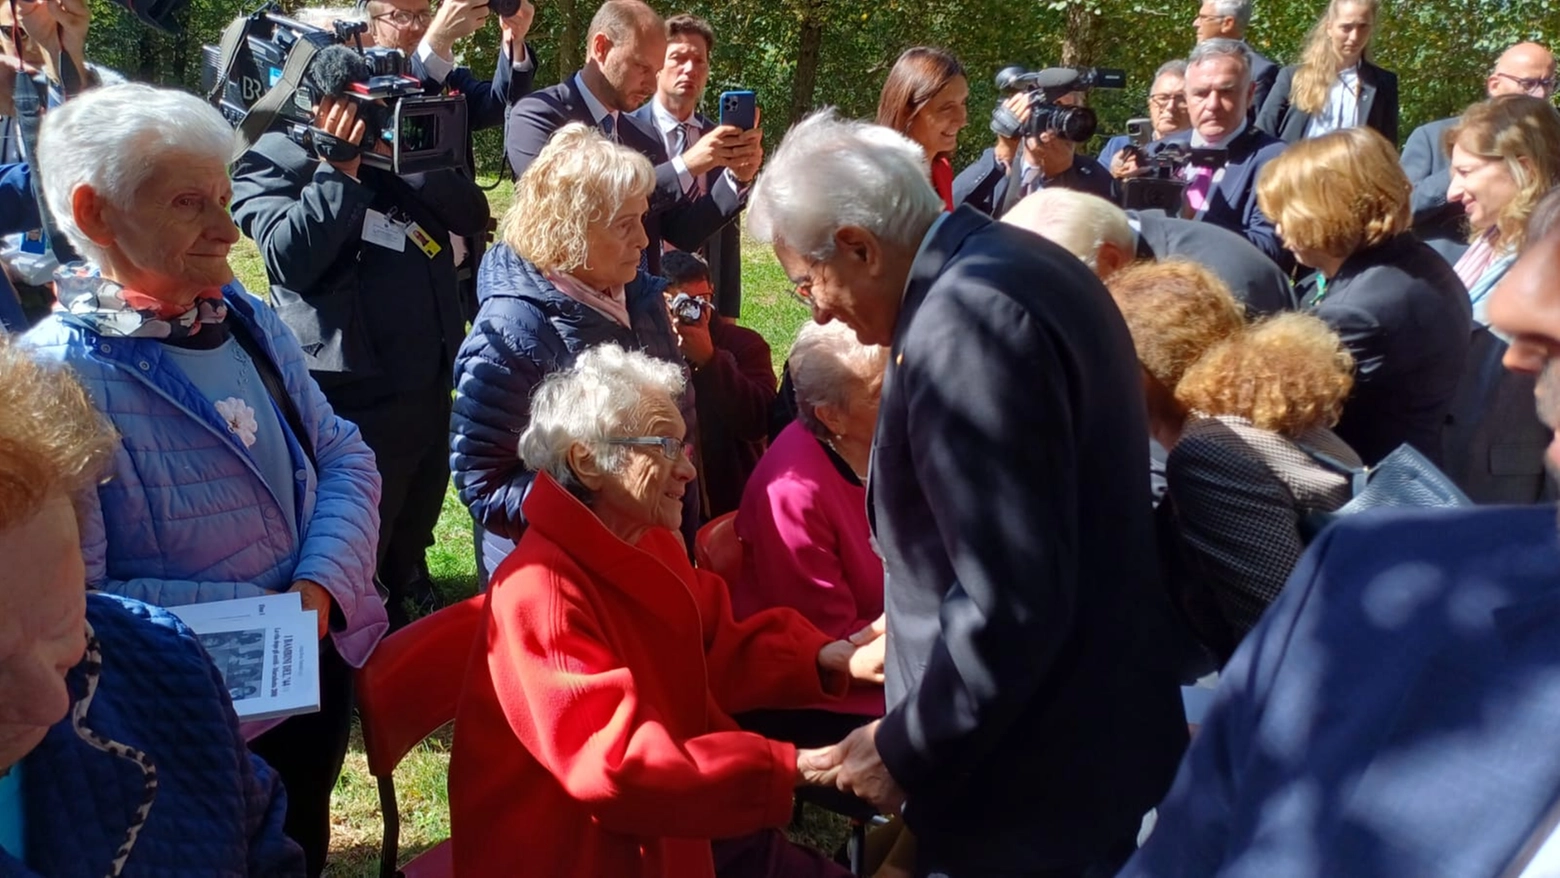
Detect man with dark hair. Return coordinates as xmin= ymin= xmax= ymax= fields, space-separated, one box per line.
xmin=1119 ymin=231 xmax=1560 ymax=878
xmin=954 ymin=91 xmax=1115 ymax=217
xmin=505 ymin=0 xmax=760 ymax=275
xmin=660 ymin=250 xmax=776 ymax=518
xmin=631 ymin=12 xmax=746 ymax=315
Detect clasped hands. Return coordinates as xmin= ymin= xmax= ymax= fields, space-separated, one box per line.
xmin=800 ymin=617 xmax=907 ymax=812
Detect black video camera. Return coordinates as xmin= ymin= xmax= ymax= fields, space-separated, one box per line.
xmin=200 ymin=7 xmax=469 ymax=175
xmin=1118 ymin=142 xmax=1227 ymax=212
xmin=990 ymin=65 xmax=1126 ymax=143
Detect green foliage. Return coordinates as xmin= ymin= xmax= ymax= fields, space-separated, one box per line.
xmin=79 ymin=0 xmax=1560 ymax=177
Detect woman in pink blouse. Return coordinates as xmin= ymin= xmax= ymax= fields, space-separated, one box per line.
xmin=733 ymin=320 xmax=887 ymax=743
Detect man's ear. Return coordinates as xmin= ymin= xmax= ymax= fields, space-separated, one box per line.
xmin=1096 ymin=241 xmax=1132 ymax=279
xmin=71 ymin=185 xmax=116 ymax=247
xmin=588 ymin=31 xmax=613 ymax=65
xmin=834 ymin=225 xmax=881 ymax=273
xmin=566 ymin=441 xmax=608 ymax=491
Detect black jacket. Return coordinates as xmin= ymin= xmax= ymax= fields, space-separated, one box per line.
xmin=1248 ymin=47 xmax=1280 ymax=122
xmin=869 ymin=207 xmax=1188 ymax=871
xmin=1145 ymin=126 xmax=1288 ymax=266
xmin=1258 ymin=59 xmax=1400 ymax=147
xmin=504 ymin=75 xmax=741 ymax=277
xmin=1130 ymin=209 xmax=1294 ymax=316
xmin=439 ymin=45 xmax=535 ymax=132
xmin=952 ymin=147 xmax=1114 ymax=218
xmin=231 ymin=132 xmax=490 ymax=405
xmin=1302 ymin=234 xmax=1471 ymax=466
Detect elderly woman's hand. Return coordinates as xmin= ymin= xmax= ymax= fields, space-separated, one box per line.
xmin=289 ymin=580 xmax=333 ymax=640
xmin=818 ymin=615 xmax=886 ymax=685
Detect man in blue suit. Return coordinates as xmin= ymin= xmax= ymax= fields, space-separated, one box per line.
xmin=1145 ymin=38 xmax=1287 ymax=267
xmin=1120 ymin=233 xmax=1560 ymax=878
xmin=750 ymin=111 xmax=1188 ymax=878
xmin=0 ymin=162 xmax=35 ymax=331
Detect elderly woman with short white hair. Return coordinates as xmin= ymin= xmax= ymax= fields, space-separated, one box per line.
xmin=451 ymin=343 xmax=877 ymax=878
xmin=451 ymin=122 xmax=697 ymax=579
xmin=23 ymin=83 xmax=386 ymax=877
xmin=733 ymin=319 xmax=889 ymax=743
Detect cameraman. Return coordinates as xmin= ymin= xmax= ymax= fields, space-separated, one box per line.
xmin=1100 ymin=60 xmax=1190 ymax=178
xmin=366 ymin=0 xmax=537 ymax=130
xmin=662 ymin=250 xmax=777 ymax=518
xmin=232 ymin=85 xmax=490 ymax=630
xmin=953 ymin=90 xmax=1113 ymax=219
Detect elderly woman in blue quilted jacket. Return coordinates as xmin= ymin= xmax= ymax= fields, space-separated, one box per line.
xmin=21 ymin=84 xmax=387 ymax=877
xmin=451 ymin=123 xmax=696 ymax=578
xmin=0 ymin=333 xmax=305 ymax=877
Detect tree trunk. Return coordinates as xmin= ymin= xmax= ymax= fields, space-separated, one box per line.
xmin=1060 ymin=3 xmax=1097 ymax=68
xmin=136 ymin=27 xmax=158 ymax=82
xmin=787 ymin=3 xmax=824 ymax=128
xmin=557 ymin=0 xmax=580 ymax=80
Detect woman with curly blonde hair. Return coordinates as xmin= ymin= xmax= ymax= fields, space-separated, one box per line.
xmin=1168 ymin=313 xmax=1361 ymax=649
xmin=451 ymin=123 xmax=697 ymax=575
xmin=1257 ymin=0 xmax=1398 ymax=146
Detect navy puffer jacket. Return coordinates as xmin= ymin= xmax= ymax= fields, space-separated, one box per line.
xmin=450 ymin=242 xmax=698 ymax=573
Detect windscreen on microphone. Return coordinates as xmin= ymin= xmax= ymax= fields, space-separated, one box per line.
xmin=304 ymin=45 xmax=372 ymax=104
xmin=1028 ymin=67 xmax=1083 ymax=91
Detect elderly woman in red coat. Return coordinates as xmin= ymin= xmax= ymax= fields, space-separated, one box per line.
xmin=450 ymin=343 xmax=882 ymax=878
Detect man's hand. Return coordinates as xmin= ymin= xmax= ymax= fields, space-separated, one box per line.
xmin=290 ymin=580 xmax=333 ymax=640
xmin=314 ymin=96 xmax=367 ymax=179
xmin=423 ymin=0 xmax=488 ymax=60
xmin=671 ymin=307 xmax=715 ymax=368
xmin=833 ymin=720 xmax=907 ymax=812
xmin=796 ymin=746 xmax=840 ymax=787
xmin=499 ymin=0 xmax=535 ymax=55
xmin=1110 ymin=148 xmax=1146 ymax=180
xmin=16 ymin=0 xmax=88 ymax=81
xmin=994 ymin=93 xmax=1030 ymax=165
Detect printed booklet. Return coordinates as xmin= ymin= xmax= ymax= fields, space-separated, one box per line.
xmin=168 ymin=592 xmax=320 ymax=722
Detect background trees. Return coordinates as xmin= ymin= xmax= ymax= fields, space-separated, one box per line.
xmin=84 ymin=0 xmax=1560 ymax=175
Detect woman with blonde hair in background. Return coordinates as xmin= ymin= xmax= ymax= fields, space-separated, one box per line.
xmin=1258 ymin=0 xmax=1398 ymax=145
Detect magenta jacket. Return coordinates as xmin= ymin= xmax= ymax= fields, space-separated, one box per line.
xmin=733 ymin=421 xmax=884 ymax=715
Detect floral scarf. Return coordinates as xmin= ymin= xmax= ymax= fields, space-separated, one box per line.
xmin=56 ymin=264 xmax=227 ymax=340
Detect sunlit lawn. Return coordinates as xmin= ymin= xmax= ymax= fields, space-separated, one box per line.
xmin=229 ymin=180 xmax=831 ymax=875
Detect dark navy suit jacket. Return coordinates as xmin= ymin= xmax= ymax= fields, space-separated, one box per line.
xmin=869 ymin=206 xmax=1188 ymax=871
xmin=504 ymin=75 xmax=740 ymax=276
xmin=952 ymin=146 xmax=1114 ymax=218
xmin=0 ymin=162 xmax=36 ymax=331
xmin=1122 ymin=504 xmax=1560 ymax=878
xmin=1146 ymin=126 xmax=1287 ymax=265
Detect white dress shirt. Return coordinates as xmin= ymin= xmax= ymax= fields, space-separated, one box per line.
xmin=1305 ymin=65 xmax=1362 ymax=138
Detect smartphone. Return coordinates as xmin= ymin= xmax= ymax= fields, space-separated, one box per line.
xmin=719 ymin=90 xmax=757 ymax=130
xmin=1125 ymin=117 xmax=1152 ymax=146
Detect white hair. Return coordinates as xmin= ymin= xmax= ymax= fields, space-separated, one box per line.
xmin=1210 ymin=0 xmax=1253 ymax=31
xmin=748 ymin=108 xmax=944 ymax=259
xmin=519 ymin=344 xmax=687 ymax=489
xmin=788 ymin=320 xmax=887 ymax=440
xmin=1002 ymin=188 xmax=1133 ymax=273
xmin=37 ymin=83 xmax=236 ymax=266
xmin=1188 ymin=37 xmax=1253 ymax=89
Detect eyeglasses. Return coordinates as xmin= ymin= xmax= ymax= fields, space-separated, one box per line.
xmin=372 ymin=9 xmax=432 ymax=28
xmin=606 ymin=436 xmax=693 ymax=461
xmin=1149 ymin=93 xmax=1188 ymax=108
xmin=1493 ymin=71 xmax=1557 ymax=97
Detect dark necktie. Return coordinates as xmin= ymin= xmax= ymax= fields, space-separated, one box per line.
xmin=600 ymin=113 xmax=616 ymax=141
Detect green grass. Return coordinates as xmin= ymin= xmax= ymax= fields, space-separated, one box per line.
xmin=228 ymin=181 xmax=837 ymax=875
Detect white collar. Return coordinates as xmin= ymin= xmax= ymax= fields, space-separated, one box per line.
xmin=650 ymin=97 xmax=696 ymax=135
xmin=573 ymin=71 xmax=617 ymax=127
xmin=903 ymin=212 xmax=951 ymax=301
xmin=1192 ymin=118 xmax=1248 ymax=150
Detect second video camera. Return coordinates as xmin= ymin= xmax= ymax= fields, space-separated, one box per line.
xmin=990 ymin=65 xmax=1126 ymax=143
xmin=1118 ymin=142 xmax=1227 ymax=212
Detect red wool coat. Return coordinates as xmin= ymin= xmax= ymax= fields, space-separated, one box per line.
xmin=449 ymin=471 xmax=844 ymax=877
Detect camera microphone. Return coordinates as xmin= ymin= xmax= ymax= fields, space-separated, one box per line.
xmin=304 ymin=45 xmax=372 ymax=104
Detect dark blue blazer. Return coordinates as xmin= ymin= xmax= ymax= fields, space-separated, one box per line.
xmin=0 ymin=162 xmax=37 ymax=331
xmin=628 ymin=102 xmax=744 ymax=316
xmin=1122 ymin=504 xmax=1560 ymax=878
xmin=504 ymin=75 xmax=741 ymax=276
xmin=868 ymin=206 xmax=1188 ymax=871
xmin=1146 ymin=126 xmax=1288 ymax=266
xmin=952 ymin=146 xmax=1114 ymax=217
xmin=441 ymin=43 xmax=535 ymax=132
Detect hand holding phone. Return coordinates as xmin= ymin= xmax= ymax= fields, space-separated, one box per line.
xmin=719 ymin=90 xmax=756 ymax=130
